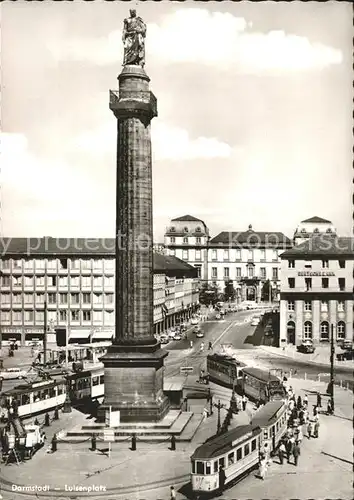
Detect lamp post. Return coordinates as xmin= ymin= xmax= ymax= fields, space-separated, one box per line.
xmin=213 ymin=400 xmax=226 ymax=434
xmin=43 ymin=300 xmax=48 ymax=366
xmin=329 ymin=324 xmax=335 ymax=412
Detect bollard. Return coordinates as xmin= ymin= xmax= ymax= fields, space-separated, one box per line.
xmin=131 ymin=434 xmax=136 ymax=451
xmin=51 ymin=434 xmax=57 ymax=453
xmin=317 ymin=375 xmax=321 ymax=383
xmin=340 ymin=379 xmax=342 ymax=388
xmin=54 ymin=407 xmax=59 ymax=420
xmin=91 ymin=434 xmax=97 ymax=451
xmin=44 ymin=413 xmax=50 ymax=427
xmin=170 ymin=434 xmax=176 ymax=451
xmin=304 ymin=372 xmax=307 ymax=380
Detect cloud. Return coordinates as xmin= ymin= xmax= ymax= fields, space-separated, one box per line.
xmin=71 ymin=121 xmax=232 ymax=161
xmin=48 ymin=9 xmax=343 ymax=71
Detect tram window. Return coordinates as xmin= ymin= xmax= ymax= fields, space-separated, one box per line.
xmin=42 ymin=389 xmax=49 ymax=399
xmin=219 ymin=457 xmax=225 ymax=468
xmin=191 ymin=461 xmax=195 ymax=474
xmin=49 ymin=388 xmax=56 ymax=398
xmin=21 ymin=394 xmax=30 ymax=405
xmin=58 ymin=386 xmax=63 ymax=395
xmin=33 ymin=392 xmax=40 ymax=402
xmin=92 ymin=377 xmax=99 ymax=386
xmin=272 ymin=425 xmax=275 ymax=435
xmin=236 ymin=448 xmax=242 ymax=461
xmin=276 ymin=422 xmax=279 ymax=432
xmin=263 ymin=430 xmax=268 ymax=439
xmin=251 ymin=439 xmax=257 ymax=452
xmin=205 ymin=462 xmax=211 ymax=475
xmin=213 ymin=461 xmax=218 ymax=473
xmin=196 ymin=462 xmax=204 ymax=474
xmin=99 ymin=376 xmax=104 ymax=385
xmin=228 ymin=452 xmax=235 ymax=466
xmin=238 ymin=370 xmax=243 ymax=377
xmin=244 ymin=444 xmax=250 ymax=456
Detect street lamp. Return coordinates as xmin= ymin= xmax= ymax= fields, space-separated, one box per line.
xmin=329 ymin=324 xmax=335 ymax=412
xmin=213 ymin=400 xmax=226 ymax=434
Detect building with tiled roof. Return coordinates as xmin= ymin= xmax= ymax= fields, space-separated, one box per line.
xmin=0 ymin=238 xmax=199 ymax=346
xmin=279 ymin=235 xmax=354 ymax=346
xmin=293 ymin=216 xmax=336 ymax=246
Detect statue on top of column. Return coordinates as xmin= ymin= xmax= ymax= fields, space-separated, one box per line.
xmin=122 ymin=9 xmax=146 ymax=67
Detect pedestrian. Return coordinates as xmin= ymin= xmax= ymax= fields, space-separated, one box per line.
xmin=258 ymin=457 xmax=267 ymax=480
xmin=314 ymin=419 xmax=320 ymax=438
xmin=263 ymin=442 xmax=270 ymax=462
xmin=327 ymin=399 xmax=333 ymax=415
xmin=316 ymin=392 xmax=322 ymax=408
xmin=289 ymin=399 xmax=295 ymax=412
xmin=313 ymin=405 xmax=318 ymax=416
xmin=297 ymin=426 xmax=303 ymax=444
xmin=200 ymin=342 xmax=204 ymax=352
xmin=218 ymin=465 xmax=226 ymax=492
xmin=170 ymin=486 xmax=176 ymax=499
xmin=296 ymin=395 xmax=302 ymax=409
xmin=190 ymin=340 xmax=193 ymax=349
xmin=307 ymin=420 xmax=312 ymax=439
xmin=242 ymin=395 xmax=247 ymax=411
xmin=303 ymin=394 xmax=308 ymax=407
xmin=303 ymin=408 xmax=309 ymax=424
xmin=286 ymin=438 xmax=293 ymax=463
xmin=208 ymin=341 xmax=212 ymax=350
xmin=299 ymin=409 xmax=304 ymax=424
xmin=278 ymin=441 xmax=286 ymax=465
xmin=293 ymin=441 xmax=301 ymax=466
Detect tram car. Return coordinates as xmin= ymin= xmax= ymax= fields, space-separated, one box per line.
xmin=241 ymin=367 xmax=286 ymax=404
xmin=68 ymin=363 xmax=104 ymax=403
xmin=0 ymin=378 xmax=67 ymax=419
xmin=206 ymin=353 xmax=246 ymax=388
xmin=251 ymin=400 xmax=287 ymax=454
xmin=190 ymin=400 xmax=288 ymax=497
xmin=191 ymin=424 xmax=261 ymax=497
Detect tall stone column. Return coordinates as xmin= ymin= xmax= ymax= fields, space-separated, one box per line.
xmin=100 ymin=12 xmax=169 ymax=423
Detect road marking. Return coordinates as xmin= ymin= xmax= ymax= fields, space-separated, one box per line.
xmin=211 ymin=321 xmax=237 ymax=348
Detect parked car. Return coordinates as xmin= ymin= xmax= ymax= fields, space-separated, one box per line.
xmin=196 ymin=331 xmax=204 ymax=338
xmin=0 ymin=367 xmax=27 ymax=380
xmin=193 ymin=325 xmax=201 ymax=334
xmin=180 ymin=323 xmax=187 ymax=332
xmin=215 ymin=313 xmax=221 ymax=320
xmin=160 ymin=335 xmax=169 ymax=344
xmin=341 ymin=340 xmax=353 ymax=351
xmin=168 ymin=330 xmax=176 ymax=340
xmin=337 ymin=349 xmax=354 ymax=361
xmin=173 ymin=333 xmax=182 ymax=341
xmin=297 ymin=340 xmax=315 ymax=354
xmin=251 ymin=318 xmax=260 ymax=326
xmin=190 ymin=317 xmax=199 ymax=325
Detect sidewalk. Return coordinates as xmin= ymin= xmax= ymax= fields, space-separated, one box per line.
xmin=259 ymin=344 xmax=354 ymax=371
xmin=0 ymin=378 xmax=351 ymax=499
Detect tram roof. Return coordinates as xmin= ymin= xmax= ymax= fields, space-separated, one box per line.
xmin=251 ymin=401 xmax=285 ymax=428
xmin=2 ymin=377 xmax=66 ymax=396
xmin=242 ymin=366 xmax=280 ymax=382
xmin=191 ymin=425 xmax=260 ymax=460
xmin=207 ymin=353 xmax=245 ymax=366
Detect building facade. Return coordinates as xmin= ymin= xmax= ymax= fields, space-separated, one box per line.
xmin=164 ymin=216 xmax=292 ymax=302
xmin=279 ymin=236 xmax=354 ymax=346
xmin=0 ymin=238 xmax=199 ymax=346
xmin=293 ymin=216 xmax=336 ymax=246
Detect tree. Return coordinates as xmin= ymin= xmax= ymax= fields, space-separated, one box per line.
xmin=199 ymin=282 xmax=219 ymax=305
xmin=261 ymin=280 xmax=272 ymax=302
xmin=224 ymin=280 xmax=235 ymax=302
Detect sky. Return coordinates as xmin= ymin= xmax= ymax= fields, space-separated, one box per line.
xmin=1 ymin=1 xmax=352 ymax=242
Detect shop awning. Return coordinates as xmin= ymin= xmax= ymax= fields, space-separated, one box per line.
xmin=91 ymin=330 xmax=114 ymax=340
xmin=69 ymin=330 xmax=91 ymax=339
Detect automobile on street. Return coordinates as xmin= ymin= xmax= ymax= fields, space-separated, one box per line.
xmin=0 ymin=368 xmax=27 ymax=380
xmin=297 ymin=339 xmax=315 ymax=354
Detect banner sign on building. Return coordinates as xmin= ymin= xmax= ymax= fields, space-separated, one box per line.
xmin=298 ymin=271 xmax=335 ymax=277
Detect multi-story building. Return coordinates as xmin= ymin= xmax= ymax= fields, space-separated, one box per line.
xmin=279 ymin=235 xmax=354 ymax=346
xmin=0 ymin=238 xmax=199 ymax=346
xmin=164 ymin=217 xmax=292 ymax=302
xmin=293 ymin=216 xmax=336 ymax=246
xmin=164 ymin=215 xmax=210 ymax=281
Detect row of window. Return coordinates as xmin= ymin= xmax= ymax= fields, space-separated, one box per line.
xmin=0 ymin=292 xmax=115 ymax=306
xmin=210 ymin=266 xmax=279 ymax=280
xmin=0 ymin=310 xmax=114 ymax=323
xmin=169 ymin=237 xmax=203 ymax=244
xmin=287 ymin=320 xmax=346 ymax=339
xmin=1 ymin=276 xmax=115 ymax=288
xmin=288 ymin=259 xmax=346 ymax=269
xmin=192 ymin=438 xmax=258 ymax=475
xmin=288 ymin=277 xmax=347 ymax=290
xmin=1 ymin=258 xmax=115 ymax=271
xmin=169 ymin=226 xmax=203 ymax=233
xmin=287 ymin=300 xmax=346 ymax=312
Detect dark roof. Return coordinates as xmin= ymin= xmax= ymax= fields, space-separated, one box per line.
xmin=251 ymin=401 xmax=286 ymax=428
xmin=0 ymin=238 xmax=198 ymax=276
xmin=207 ymin=353 xmax=245 ymax=367
xmin=191 ymin=425 xmax=261 ymax=460
xmin=242 ymin=366 xmax=280 ymax=382
xmin=171 ymin=215 xmax=203 ymax=222
xmin=300 ymin=216 xmax=332 ymax=224
xmin=210 ymin=231 xmax=291 ymax=248
xmin=280 ymin=236 xmax=354 ymax=258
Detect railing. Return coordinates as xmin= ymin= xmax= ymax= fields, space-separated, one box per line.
xmin=109 ymin=90 xmax=157 ymax=115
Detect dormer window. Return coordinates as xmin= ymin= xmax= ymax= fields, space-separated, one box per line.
xmin=170 ymin=227 xmax=176 ymax=232
xmin=195 ymin=226 xmax=201 ymax=232
xmin=301 ymin=228 xmax=306 ymax=233
xmin=326 ymin=228 xmax=332 ymax=233
xmin=184 ymin=227 xmax=189 ymax=233
xmin=314 ymin=228 xmax=319 ymax=233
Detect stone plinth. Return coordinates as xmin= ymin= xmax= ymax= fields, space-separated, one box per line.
xmin=100 ymin=63 xmax=169 ymax=423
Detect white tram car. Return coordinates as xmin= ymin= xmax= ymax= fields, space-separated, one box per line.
xmin=0 ymin=378 xmax=67 ymax=419
xmin=190 ymin=401 xmax=287 ymax=497
xmin=69 ymin=363 xmax=104 ymax=403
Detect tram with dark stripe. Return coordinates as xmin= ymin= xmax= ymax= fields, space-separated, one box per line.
xmin=206 ymin=354 xmax=246 ymax=388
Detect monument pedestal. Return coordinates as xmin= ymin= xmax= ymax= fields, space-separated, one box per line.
xmin=99 ymin=342 xmax=169 ymax=423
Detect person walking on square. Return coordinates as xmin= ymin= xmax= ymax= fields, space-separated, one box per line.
xmin=303 ymin=394 xmax=308 ymax=407
xmin=258 ymin=457 xmax=267 ymax=480
xmin=307 ymin=420 xmax=312 ymax=439
xmin=170 ymin=486 xmax=176 ymax=499
xmin=293 ymin=441 xmax=301 ymax=466
xmin=316 ymin=392 xmax=322 ymax=408
xmin=286 ymin=438 xmax=293 ymax=463
xmin=218 ymin=465 xmax=226 ymax=492
xmin=278 ymin=441 xmax=286 ymax=465
xmin=296 ymin=395 xmax=302 ymax=410
xmin=296 ymin=426 xmax=303 ymax=445
xmin=314 ymin=419 xmax=320 ymax=438
xmin=242 ymin=395 xmax=247 ymax=411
